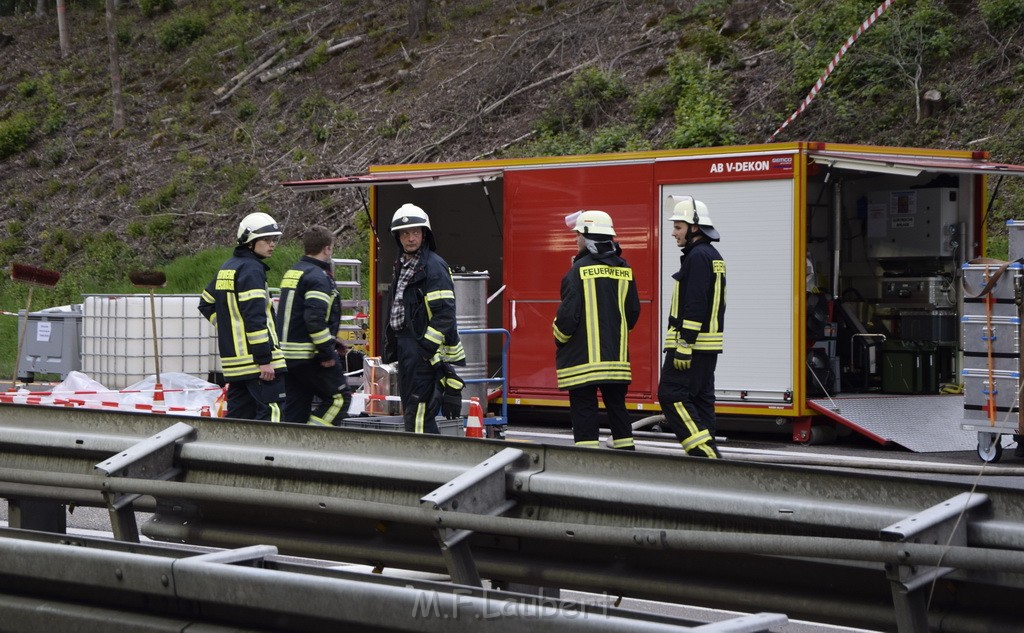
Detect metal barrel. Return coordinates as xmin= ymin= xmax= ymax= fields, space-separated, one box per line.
xmin=453 ymin=272 xmax=490 ymax=413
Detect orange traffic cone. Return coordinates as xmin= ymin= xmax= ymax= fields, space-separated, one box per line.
xmin=465 ymin=397 xmax=485 ymax=438
xmin=214 ymin=385 xmax=228 ymax=418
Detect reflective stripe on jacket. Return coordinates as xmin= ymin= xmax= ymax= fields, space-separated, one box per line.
xmin=664 ymin=240 xmax=726 ymax=353
xmin=198 ymin=246 xmax=286 ymax=380
xmin=276 ymin=255 xmax=340 ymax=362
xmin=553 ymin=244 xmax=640 ymax=389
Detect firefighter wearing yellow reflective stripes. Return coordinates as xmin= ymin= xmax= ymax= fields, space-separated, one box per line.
xmin=276 ymin=225 xmax=352 ymax=426
xmin=659 ymin=197 xmax=726 ymax=458
xmin=553 ymin=210 xmax=641 ymax=450
xmin=199 ymin=212 xmax=287 ymax=422
xmin=382 ymin=204 xmax=466 ymax=434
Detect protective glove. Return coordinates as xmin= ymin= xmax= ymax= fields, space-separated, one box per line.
xmin=673 ymin=341 xmax=693 ymax=372
xmin=438 ymin=363 xmax=465 ymax=419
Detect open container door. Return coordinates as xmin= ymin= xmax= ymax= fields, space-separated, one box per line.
xmin=282 ymin=167 xmax=506 ymax=408
xmin=799 ymin=145 xmax=1024 ymax=450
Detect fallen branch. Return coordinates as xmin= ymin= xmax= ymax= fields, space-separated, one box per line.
xmin=353 ymin=69 xmax=410 ymax=93
xmin=215 ymin=3 xmax=333 ymax=58
xmin=402 ymin=59 xmax=595 ymax=163
xmin=499 ymin=1 xmax=610 ymax=63
xmin=472 ymin=130 xmax=537 ymax=160
xmin=259 ymin=46 xmax=322 ymax=83
xmin=326 ymin=35 xmax=363 ymax=55
xmin=215 ymin=45 xmax=285 ymax=103
xmin=609 ymin=36 xmax=672 ymax=69
xmin=480 ymin=58 xmax=595 ymax=118
xmin=259 ymin=35 xmax=363 ymax=83
xmin=215 ymin=44 xmax=285 ymax=97
xmin=437 ymin=61 xmax=478 ymax=90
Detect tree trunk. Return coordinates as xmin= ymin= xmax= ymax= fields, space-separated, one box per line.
xmin=407 ymin=0 xmax=428 ymax=39
xmin=36 ymin=0 xmax=46 ymax=17
xmin=105 ymin=0 xmax=124 ymax=132
xmin=55 ymin=0 xmax=70 ymax=58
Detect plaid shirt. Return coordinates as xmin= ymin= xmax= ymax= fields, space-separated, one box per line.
xmin=390 ymin=251 xmax=421 ymax=330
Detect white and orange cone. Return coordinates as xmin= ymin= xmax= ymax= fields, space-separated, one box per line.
xmin=465 ymin=397 xmax=485 ymax=438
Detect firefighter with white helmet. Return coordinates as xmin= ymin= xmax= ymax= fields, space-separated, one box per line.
xmin=658 ymin=196 xmax=726 ymax=458
xmin=553 ymin=210 xmax=641 ymax=450
xmin=382 ymin=203 xmax=466 ymax=434
xmin=199 ymin=212 xmax=287 ymax=421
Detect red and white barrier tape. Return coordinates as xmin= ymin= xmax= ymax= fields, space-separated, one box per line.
xmin=1 ymin=385 xmax=224 ymax=418
xmin=768 ymin=0 xmax=895 ymax=142
xmin=1 ymin=385 xmax=222 ymax=398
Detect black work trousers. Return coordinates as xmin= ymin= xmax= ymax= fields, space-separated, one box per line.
xmin=568 ymin=383 xmax=634 ymax=449
xmin=226 ymin=376 xmax=285 ymax=422
xmin=283 ymin=358 xmax=351 ymax=426
xmin=658 ymin=352 xmax=721 ymax=458
xmin=396 ymin=333 xmax=441 ymax=434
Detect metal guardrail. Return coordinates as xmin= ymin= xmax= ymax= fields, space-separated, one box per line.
xmin=1 ymin=403 xmax=1024 ymax=632
xmin=0 ymin=528 xmax=788 ymax=632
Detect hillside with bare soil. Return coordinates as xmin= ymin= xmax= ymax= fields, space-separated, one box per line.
xmin=1 ymin=0 xmax=1023 ymax=281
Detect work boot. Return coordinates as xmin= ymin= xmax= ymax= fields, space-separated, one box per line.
xmin=686 ymin=441 xmax=721 ymax=459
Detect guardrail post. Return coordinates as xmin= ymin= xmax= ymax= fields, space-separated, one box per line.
xmin=7 ymin=499 xmax=65 ymax=533
xmin=93 ymin=421 xmax=195 ymax=542
xmin=880 ymin=491 xmax=989 ymax=632
xmin=420 ymin=447 xmax=525 ymax=586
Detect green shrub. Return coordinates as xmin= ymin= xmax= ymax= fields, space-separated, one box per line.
xmin=140 ymin=0 xmax=175 ymax=18
xmin=117 ymin=25 xmax=134 ymax=47
xmin=236 ymin=99 xmax=258 ymax=121
xmin=138 ymin=181 xmax=179 ymax=215
xmin=665 ymin=52 xmax=737 ymax=148
xmin=299 ymin=93 xmax=330 ymax=120
xmin=682 ymin=26 xmax=735 ymax=65
xmin=0 ymin=112 xmax=35 ymax=159
xmin=376 ymin=113 xmax=409 ymax=139
xmin=219 ymin=164 xmax=258 ymax=210
xmin=305 ymin=42 xmax=330 ymax=72
xmin=537 ymin=67 xmax=629 ymax=134
xmin=589 ymin=125 xmax=651 ymax=153
xmin=157 ymin=12 xmax=208 ymax=52
xmin=979 ymin=0 xmax=1024 ymax=31
xmin=16 ymin=79 xmax=38 ymax=98
xmin=632 ymin=83 xmax=674 ymax=132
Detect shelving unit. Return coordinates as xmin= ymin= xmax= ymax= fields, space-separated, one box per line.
xmin=332 ymin=258 xmax=369 ymax=389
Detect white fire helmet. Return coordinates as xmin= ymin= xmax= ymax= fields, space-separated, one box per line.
xmin=564 ymin=209 xmax=616 ymax=238
xmin=237 ymin=212 xmax=282 ymax=245
xmin=391 ymin=203 xmax=431 ymax=233
xmin=667 ymin=195 xmax=720 ymax=241
xmin=391 ymin=203 xmax=435 ymax=250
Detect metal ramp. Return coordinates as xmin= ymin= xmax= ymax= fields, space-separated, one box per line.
xmin=808 ymin=394 xmax=978 ymax=452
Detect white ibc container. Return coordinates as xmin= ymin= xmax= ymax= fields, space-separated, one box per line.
xmin=82 ymin=294 xmax=220 ymax=389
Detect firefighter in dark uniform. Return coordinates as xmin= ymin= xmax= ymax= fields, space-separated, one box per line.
xmin=277 ymin=225 xmax=352 ymax=426
xmin=382 ymin=203 xmax=466 ymax=434
xmin=659 ymin=196 xmax=726 ymax=458
xmin=199 ymin=212 xmax=287 ymax=421
xmin=553 ymin=210 xmax=641 ymax=449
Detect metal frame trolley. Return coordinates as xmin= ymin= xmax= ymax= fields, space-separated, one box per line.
xmin=961 ymin=221 xmax=1024 ymax=462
